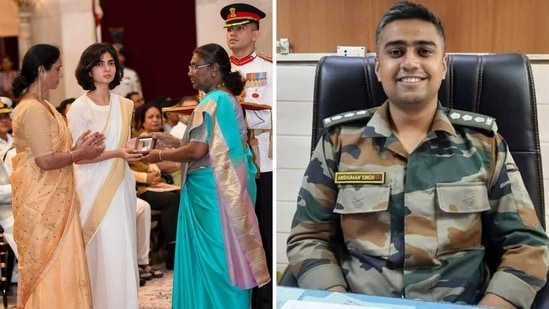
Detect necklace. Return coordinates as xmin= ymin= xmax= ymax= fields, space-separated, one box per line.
xmin=206 ymin=83 xmax=225 ymax=94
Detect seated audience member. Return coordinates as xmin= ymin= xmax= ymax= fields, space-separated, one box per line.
xmin=0 ymin=97 xmax=13 ymax=159
xmin=169 ymin=95 xmax=199 ymax=139
xmin=130 ymin=159 xmax=179 ymax=270
xmin=126 ymin=91 xmax=145 ymax=135
xmin=135 ymin=102 xmax=182 ymax=186
xmin=0 ymin=56 xmax=16 ymax=101
xmin=0 ymin=155 xmax=16 ymax=258
xmin=126 ymin=91 xmax=145 ymax=111
xmin=149 ymin=95 xmax=175 ymax=133
xmin=286 ymin=2 xmax=549 ymax=309
xmin=130 ymin=103 xmax=180 ymax=270
xmin=0 ymin=152 xmax=17 ymax=289
xmin=163 ymin=98 xmax=180 ymax=134
xmin=136 ymin=197 xmax=163 ymax=286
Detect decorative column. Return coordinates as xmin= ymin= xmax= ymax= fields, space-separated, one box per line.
xmin=14 ymin=0 xmax=36 ymax=64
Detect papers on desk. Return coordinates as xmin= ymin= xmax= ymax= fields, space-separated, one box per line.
xmin=281 ymin=300 xmax=377 ymax=309
xmin=280 ymin=292 xmax=415 ymax=309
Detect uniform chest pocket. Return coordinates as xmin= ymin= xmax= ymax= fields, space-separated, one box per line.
xmin=334 ymin=185 xmax=392 ymax=256
xmin=435 ymin=182 xmax=491 ymax=255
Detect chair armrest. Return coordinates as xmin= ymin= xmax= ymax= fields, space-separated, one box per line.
xmin=279 ymin=266 xmax=298 ymax=287
xmin=532 ymin=272 xmax=549 ymax=309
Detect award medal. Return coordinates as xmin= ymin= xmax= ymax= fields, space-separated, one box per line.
xmin=246 ymin=72 xmax=267 ymax=99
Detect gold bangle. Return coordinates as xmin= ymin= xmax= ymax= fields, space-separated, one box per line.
xmin=159 ymin=150 xmax=164 ymax=161
xmin=68 ymin=151 xmax=75 ymax=163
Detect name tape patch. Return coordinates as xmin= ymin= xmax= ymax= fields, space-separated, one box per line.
xmin=335 ymin=172 xmax=385 ymax=184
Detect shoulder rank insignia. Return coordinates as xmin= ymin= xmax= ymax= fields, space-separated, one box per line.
xmin=323 ymin=109 xmax=373 ymax=129
xmin=258 ymin=52 xmax=272 ymax=63
xmin=447 ymin=109 xmax=496 ymax=132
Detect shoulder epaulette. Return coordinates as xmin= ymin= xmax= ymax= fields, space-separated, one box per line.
xmin=323 ymin=109 xmax=373 ymax=129
xmin=258 ymin=52 xmax=272 ymax=63
xmin=446 ymin=108 xmax=496 ymax=132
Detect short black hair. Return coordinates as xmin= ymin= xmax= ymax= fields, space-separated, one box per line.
xmin=375 ymin=1 xmax=445 ymax=52
xmin=125 ymin=91 xmax=140 ymax=99
xmin=135 ymin=102 xmax=163 ymax=131
xmin=75 ymin=42 xmax=123 ymax=91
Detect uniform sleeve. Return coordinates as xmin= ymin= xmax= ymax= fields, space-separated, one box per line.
xmin=286 ymin=129 xmax=347 ymax=290
xmin=483 ymin=135 xmax=549 ymax=309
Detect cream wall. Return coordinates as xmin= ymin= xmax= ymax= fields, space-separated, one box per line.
xmin=275 ymin=54 xmax=549 ymax=275
xmin=0 ymin=0 xmax=19 ymax=37
xmin=3 ymin=0 xmax=96 ymax=105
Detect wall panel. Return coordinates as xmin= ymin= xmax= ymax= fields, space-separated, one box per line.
xmin=493 ymin=0 xmax=549 ymax=53
xmin=277 ymin=0 xmax=549 ymax=54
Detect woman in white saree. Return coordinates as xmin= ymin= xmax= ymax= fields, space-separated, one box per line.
xmin=68 ymin=42 xmax=144 ymax=309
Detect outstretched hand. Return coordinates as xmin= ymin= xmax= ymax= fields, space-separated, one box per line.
xmin=121 ymin=147 xmax=145 ymax=162
xmin=150 ymin=132 xmax=181 ymax=149
xmin=142 ymin=149 xmax=161 ymax=163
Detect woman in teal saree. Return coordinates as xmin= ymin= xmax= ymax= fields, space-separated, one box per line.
xmin=146 ymin=43 xmax=270 ymax=308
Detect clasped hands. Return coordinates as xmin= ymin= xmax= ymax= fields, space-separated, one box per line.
xmin=74 ymin=130 xmax=105 ymax=160
xmin=146 ymin=169 xmax=162 ymax=186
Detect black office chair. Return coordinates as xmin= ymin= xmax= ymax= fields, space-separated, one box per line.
xmin=280 ymin=54 xmax=549 ymax=308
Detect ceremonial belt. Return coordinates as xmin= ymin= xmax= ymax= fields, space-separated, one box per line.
xmin=252 ymin=129 xmax=271 ymax=135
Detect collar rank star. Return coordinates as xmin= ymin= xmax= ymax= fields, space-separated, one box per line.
xmin=335 ymin=172 xmax=385 ymax=184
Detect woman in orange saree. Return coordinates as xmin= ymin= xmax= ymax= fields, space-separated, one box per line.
xmin=10 ymin=44 xmax=104 ymax=309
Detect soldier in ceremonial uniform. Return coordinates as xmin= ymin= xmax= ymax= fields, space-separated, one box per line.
xmin=0 ymin=97 xmax=13 ymax=159
xmin=220 ymin=3 xmax=273 ymax=309
xmin=287 ymin=2 xmax=549 ymax=309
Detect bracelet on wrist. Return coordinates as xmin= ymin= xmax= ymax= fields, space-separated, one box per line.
xmin=68 ymin=151 xmax=75 ymax=163
xmin=159 ymin=150 xmax=164 ymax=161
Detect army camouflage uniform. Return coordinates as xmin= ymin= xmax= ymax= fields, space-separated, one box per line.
xmin=287 ymin=102 xmax=549 ymax=309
